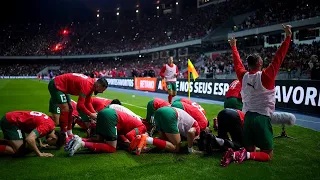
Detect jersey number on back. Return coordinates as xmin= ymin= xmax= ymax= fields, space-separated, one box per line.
xmin=72 ymin=73 xmax=88 ymax=79
xmin=30 ymin=111 xmax=49 ymax=119
xmin=192 ymin=102 xmax=205 ymax=116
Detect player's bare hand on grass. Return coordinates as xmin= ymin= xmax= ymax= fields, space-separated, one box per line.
xmin=229 ymin=36 xmax=237 ymax=47
xmin=39 ymin=152 xmax=54 ymax=157
xmin=282 ymin=24 xmax=292 ymax=37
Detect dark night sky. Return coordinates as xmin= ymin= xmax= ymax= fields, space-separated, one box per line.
xmin=0 ymin=0 xmax=196 ymax=23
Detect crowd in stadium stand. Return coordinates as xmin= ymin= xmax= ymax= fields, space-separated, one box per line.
xmin=0 ymin=0 xmax=258 ymax=56
xmin=233 ymin=0 xmax=319 ymax=31
xmin=1 ymin=41 xmax=319 ymax=80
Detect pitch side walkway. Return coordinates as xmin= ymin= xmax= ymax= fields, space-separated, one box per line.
xmin=108 ymin=87 xmax=320 ymax=132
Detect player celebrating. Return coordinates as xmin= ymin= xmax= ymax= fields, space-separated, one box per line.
xmin=160 ymin=57 xmax=179 ymax=104
xmin=145 ymin=98 xmax=170 ymax=126
xmin=221 ymin=24 xmax=292 ymax=166
xmin=67 ymin=108 xmax=146 ymax=156
xmin=224 ymin=80 xmax=242 ymax=110
xmin=171 ymin=101 xmax=208 ymax=131
xmin=130 ymin=106 xmax=200 ymax=155
xmin=48 ymin=73 xmax=108 ymax=136
xmin=173 ymin=98 xmax=206 ymax=115
xmin=0 ymin=111 xmax=65 ymax=157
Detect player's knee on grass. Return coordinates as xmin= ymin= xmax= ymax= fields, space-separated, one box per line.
xmin=8 ymin=140 xmax=24 ymax=153
xmin=165 ymin=133 xmax=181 ymax=152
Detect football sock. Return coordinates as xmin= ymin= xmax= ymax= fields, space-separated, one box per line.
xmin=84 ymin=142 xmax=116 ymax=153
xmin=75 ymin=119 xmax=88 ymax=130
xmin=59 ymin=111 xmax=69 ymax=133
xmin=168 ymin=95 xmax=173 ymax=103
xmin=0 ymin=145 xmax=6 ymax=153
xmin=81 ymin=138 xmax=90 ymax=142
xmin=126 ymin=130 xmax=137 ymax=142
xmin=146 ymin=137 xmax=166 ymax=149
xmin=67 ymin=130 xmax=73 ymax=136
xmin=215 ymin=137 xmax=225 ymax=146
xmin=248 ymin=152 xmax=270 ymax=161
xmin=67 ymin=111 xmax=73 ymax=130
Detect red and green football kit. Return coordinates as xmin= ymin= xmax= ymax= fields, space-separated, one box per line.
xmin=96 ymin=108 xmax=146 ymax=142
xmin=224 ymin=80 xmax=243 ymax=110
xmin=171 ymin=101 xmax=208 ymax=130
xmin=0 ymin=111 xmax=55 ymax=140
xmin=146 ymin=98 xmax=170 ymax=124
xmin=174 ymin=98 xmax=206 ymax=115
xmin=91 ymin=97 xmax=112 ymax=112
xmin=232 ymin=36 xmax=291 ymax=150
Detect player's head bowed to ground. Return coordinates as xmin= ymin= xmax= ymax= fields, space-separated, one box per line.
xmin=0 ymin=111 xmax=66 ymax=157
xmin=130 ymin=106 xmax=201 ymax=155
xmin=66 ymin=108 xmax=146 ymax=156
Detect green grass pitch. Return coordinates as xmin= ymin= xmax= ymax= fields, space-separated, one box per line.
xmin=0 ymin=79 xmax=319 ymax=180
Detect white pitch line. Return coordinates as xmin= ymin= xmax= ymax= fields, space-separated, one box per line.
xmin=122 ymin=102 xmax=147 ymax=110
xmin=296 ymin=118 xmax=320 ymax=124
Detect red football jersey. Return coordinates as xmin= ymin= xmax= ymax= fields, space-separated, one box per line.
xmin=181 ymin=102 xmax=208 ymax=130
xmin=225 ymin=80 xmax=242 ymax=99
xmin=116 ymin=110 xmax=144 ymax=135
xmin=92 ymin=97 xmax=112 ymax=112
xmin=153 ymin=98 xmax=170 ymax=110
xmin=5 ymin=111 xmax=55 ymax=138
xmin=71 ymin=100 xmax=79 ymax=116
xmin=54 ymin=73 xmax=95 ymax=96
xmin=179 ymin=98 xmax=206 ymax=115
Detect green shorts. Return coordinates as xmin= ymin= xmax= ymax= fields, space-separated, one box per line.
xmin=0 ymin=116 xmax=25 ymax=140
xmin=154 ymin=107 xmax=179 ymax=134
xmin=243 ymin=111 xmax=274 ymax=150
xmin=77 ymin=108 xmax=90 ymax=122
xmin=48 ymin=79 xmax=71 ymax=108
xmin=224 ymin=97 xmax=243 ymax=111
xmin=146 ymin=100 xmax=155 ymax=124
xmin=166 ymin=82 xmax=177 ymax=91
xmin=96 ymin=108 xmax=118 ymax=141
xmin=171 ymin=101 xmax=184 ymax=110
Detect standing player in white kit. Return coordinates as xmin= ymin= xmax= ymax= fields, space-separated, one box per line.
xmin=160 ymin=57 xmax=179 ymax=104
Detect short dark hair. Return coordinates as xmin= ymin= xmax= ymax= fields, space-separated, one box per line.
xmin=246 ymin=54 xmax=262 ymax=70
xmin=110 ymin=99 xmax=121 ymax=105
xmin=55 ymin=131 xmax=66 ymax=149
xmin=97 ymin=78 xmax=109 ymax=88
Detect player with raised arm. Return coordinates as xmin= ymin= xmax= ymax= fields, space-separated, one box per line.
xmin=160 ymin=57 xmax=179 ymax=104
xmin=171 ymin=101 xmax=208 ymax=131
xmin=221 ymin=24 xmax=292 ymax=166
xmin=67 ymin=108 xmax=146 ymax=156
xmin=130 ymin=106 xmax=200 ymax=155
xmin=0 ymin=111 xmax=65 ymax=157
xmin=48 ymin=73 xmax=108 ymax=136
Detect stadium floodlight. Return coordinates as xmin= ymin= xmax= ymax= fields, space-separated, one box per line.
xmin=117 ymin=12 xmax=120 ymax=16
xmin=136 ymin=9 xmax=139 ymax=13
xmin=176 ymin=2 xmax=178 ymax=5
xmin=117 ymin=7 xmax=120 ymax=11
xmin=97 ymin=14 xmax=100 ymax=18
xmin=157 ymin=6 xmax=159 ymax=9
